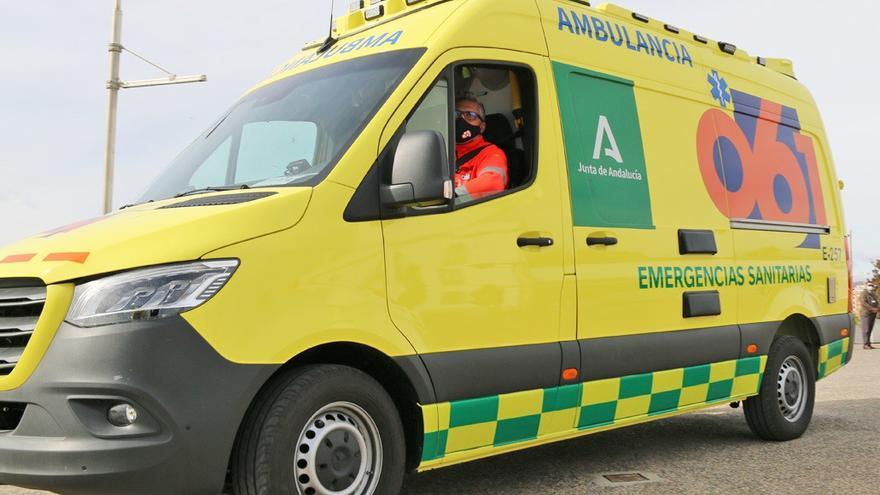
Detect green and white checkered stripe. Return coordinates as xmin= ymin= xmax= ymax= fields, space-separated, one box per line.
xmin=420 ymin=355 xmax=767 ymax=464
xmin=817 ymin=337 xmax=849 ymax=379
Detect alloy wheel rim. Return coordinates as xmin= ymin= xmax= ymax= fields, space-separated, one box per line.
xmin=777 ymin=355 xmax=808 ymax=422
xmin=293 ymin=401 xmax=383 ymax=495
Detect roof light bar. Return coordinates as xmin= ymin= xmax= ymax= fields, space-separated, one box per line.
xmin=693 ymin=35 xmax=708 ymax=44
xmin=756 ymin=56 xmax=767 ymax=66
xmin=571 ymin=0 xmax=591 ymax=6
xmin=664 ymin=24 xmax=680 ymax=34
xmin=349 ymin=0 xmax=365 ymax=12
xmin=719 ymin=41 xmax=737 ymax=55
xmin=632 ymin=12 xmax=649 ymax=23
xmin=364 ymin=4 xmax=384 ymax=20
xmin=405 ymin=0 xmax=426 ymax=5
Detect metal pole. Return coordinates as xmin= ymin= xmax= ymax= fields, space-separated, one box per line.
xmin=121 ymin=75 xmax=207 ymax=89
xmin=103 ymin=0 xmax=123 ymax=214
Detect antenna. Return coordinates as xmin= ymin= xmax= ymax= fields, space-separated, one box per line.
xmin=318 ymin=0 xmax=338 ymax=53
xmin=328 ymin=0 xmax=336 ymax=40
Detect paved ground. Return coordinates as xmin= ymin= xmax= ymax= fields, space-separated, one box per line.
xmin=2 ymin=346 xmax=877 ymax=495
xmin=400 ymin=346 xmax=880 ymax=495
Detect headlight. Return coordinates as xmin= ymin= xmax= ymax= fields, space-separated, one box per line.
xmin=66 ymin=260 xmax=238 ymax=328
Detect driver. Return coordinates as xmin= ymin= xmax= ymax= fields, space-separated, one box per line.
xmin=454 ymin=96 xmax=509 ymax=201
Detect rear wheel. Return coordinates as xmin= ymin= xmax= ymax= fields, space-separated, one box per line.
xmin=232 ymin=365 xmax=406 ymax=495
xmin=743 ymin=335 xmax=815 ymax=441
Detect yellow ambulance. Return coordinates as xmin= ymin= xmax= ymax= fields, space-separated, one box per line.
xmin=0 ymin=1 xmax=853 ymax=493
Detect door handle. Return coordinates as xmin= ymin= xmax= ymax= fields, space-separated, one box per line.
xmin=517 ymin=236 xmax=554 ymax=248
xmin=586 ymin=236 xmax=618 ymax=247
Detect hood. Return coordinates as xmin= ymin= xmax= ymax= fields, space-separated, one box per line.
xmin=0 ymin=188 xmax=312 ymax=284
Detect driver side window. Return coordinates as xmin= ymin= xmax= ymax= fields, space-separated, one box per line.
xmin=406 ymin=78 xmax=450 ymax=148
xmin=401 ymin=63 xmax=536 ymax=208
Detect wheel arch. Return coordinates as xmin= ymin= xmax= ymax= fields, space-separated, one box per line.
xmin=774 ymin=314 xmax=821 ymax=370
xmin=231 ymin=341 xmax=433 ymax=475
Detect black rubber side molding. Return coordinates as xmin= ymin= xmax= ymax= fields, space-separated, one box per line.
xmin=683 ymin=290 xmax=721 ymax=318
xmin=418 ymin=343 xmax=561 ymax=403
xmin=396 ymin=313 xmax=851 ymax=406
xmin=678 ymin=229 xmax=717 ymax=255
xmin=579 ymin=324 xmax=740 ymax=381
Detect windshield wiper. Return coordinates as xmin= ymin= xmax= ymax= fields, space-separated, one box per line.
xmin=173 ymin=184 xmax=251 ymax=199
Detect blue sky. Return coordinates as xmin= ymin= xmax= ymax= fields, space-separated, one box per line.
xmin=0 ymin=1 xmax=877 ymax=280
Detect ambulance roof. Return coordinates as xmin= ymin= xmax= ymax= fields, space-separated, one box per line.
xmin=323 ymin=0 xmax=795 ymax=79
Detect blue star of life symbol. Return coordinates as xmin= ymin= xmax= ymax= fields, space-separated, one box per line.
xmin=707 ymin=70 xmax=731 ymax=108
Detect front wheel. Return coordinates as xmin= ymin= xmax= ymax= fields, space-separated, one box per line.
xmin=743 ymin=335 xmax=816 ymax=441
xmin=232 ymin=365 xmax=406 ymax=495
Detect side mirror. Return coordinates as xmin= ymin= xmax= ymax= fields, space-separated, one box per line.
xmin=381 ymin=130 xmax=452 ymax=208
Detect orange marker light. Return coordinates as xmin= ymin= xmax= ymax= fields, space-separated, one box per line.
xmin=44 ymin=252 xmax=90 ymax=264
xmin=746 ymin=344 xmax=758 ymax=354
xmin=562 ymin=368 xmax=579 ymax=381
xmin=0 ymin=253 xmax=36 ymax=263
xmin=841 ymin=328 xmax=849 ymax=337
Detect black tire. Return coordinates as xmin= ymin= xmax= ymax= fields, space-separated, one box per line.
xmin=743 ymin=335 xmax=816 ymax=441
xmin=232 ymin=365 xmax=406 ymax=495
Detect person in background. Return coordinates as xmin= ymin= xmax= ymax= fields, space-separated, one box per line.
xmin=860 ymin=282 xmax=878 ymax=350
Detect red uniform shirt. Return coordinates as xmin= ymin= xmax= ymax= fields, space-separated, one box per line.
xmin=454 ymin=135 xmax=508 ymax=200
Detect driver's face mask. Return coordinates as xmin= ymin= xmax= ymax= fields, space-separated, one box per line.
xmin=455 ymin=111 xmax=483 ymax=144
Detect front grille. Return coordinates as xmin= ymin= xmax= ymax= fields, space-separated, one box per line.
xmin=0 ymin=284 xmax=46 ymax=376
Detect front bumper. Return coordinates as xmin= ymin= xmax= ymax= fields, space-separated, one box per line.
xmin=0 ymin=317 xmax=278 ymax=495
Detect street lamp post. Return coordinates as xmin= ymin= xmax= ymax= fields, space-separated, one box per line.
xmin=102 ymin=0 xmax=207 ymax=214
xmin=103 ymin=0 xmax=123 ymax=215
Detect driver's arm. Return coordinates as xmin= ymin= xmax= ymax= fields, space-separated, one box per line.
xmin=454 ymin=149 xmax=508 ymax=198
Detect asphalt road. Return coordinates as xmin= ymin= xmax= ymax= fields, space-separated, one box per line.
xmin=2 ymin=347 xmax=877 ymax=495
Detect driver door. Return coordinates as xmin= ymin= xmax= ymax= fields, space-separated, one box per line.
xmin=379 ymin=49 xmax=572 ymax=454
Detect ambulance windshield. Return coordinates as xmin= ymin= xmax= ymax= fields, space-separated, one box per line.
xmin=139 ymin=48 xmax=424 ymax=202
